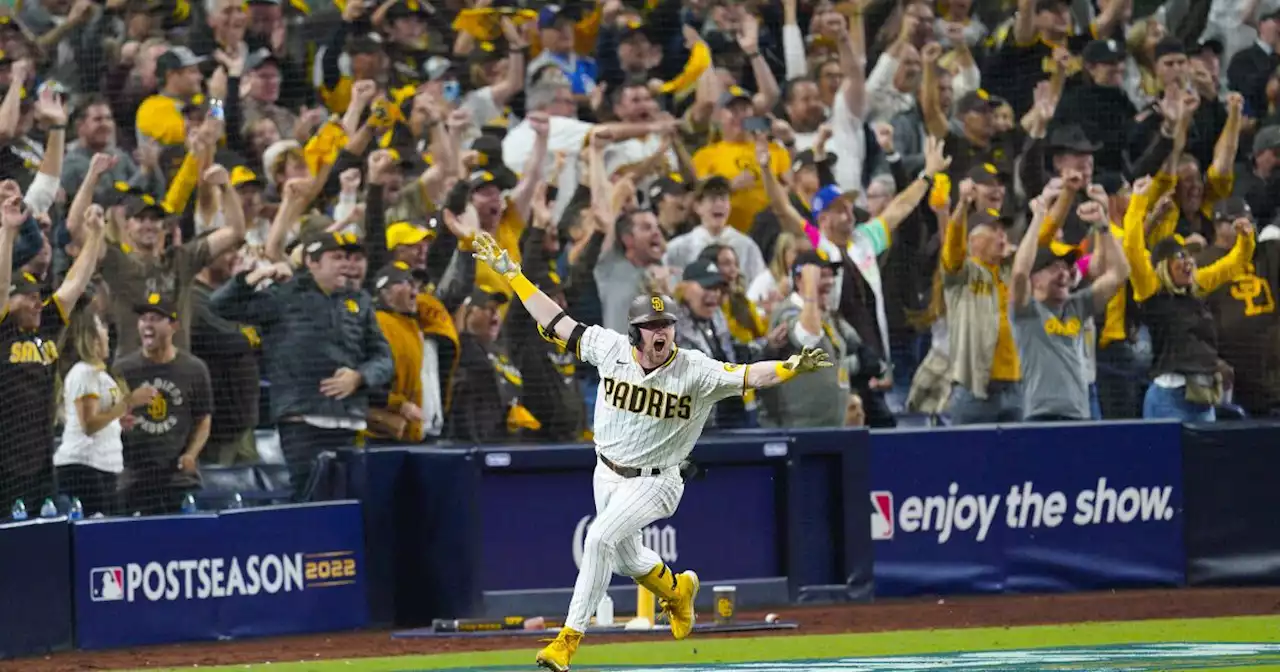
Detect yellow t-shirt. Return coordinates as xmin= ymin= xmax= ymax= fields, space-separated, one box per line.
xmin=136 ymin=94 xmax=187 ymax=146
xmin=692 ymin=140 xmax=790 ymax=233
xmin=983 ymin=261 xmax=1020 ymax=382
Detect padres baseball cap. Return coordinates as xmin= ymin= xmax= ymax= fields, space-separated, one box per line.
xmin=1212 ymin=196 xmax=1252 ymax=222
xmin=682 ymin=260 xmax=728 ymax=288
xmin=969 ymin=207 xmax=1011 ymax=232
xmin=230 ymin=165 xmax=265 ymax=189
xmin=1031 ymin=243 xmax=1079 ymax=274
xmin=156 ymin=46 xmax=205 ymax=80
xmin=125 ymin=192 xmax=170 ymax=220
xmin=967 ymin=162 xmax=1004 ymax=186
xmin=792 ymin=248 xmax=840 ymax=275
xmin=718 ymin=85 xmax=753 ymax=108
xmin=373 ymin=261 xmax=417 ymax=290
xmin=956 ymin=89 xmax=997 ymax=115
xmin=134 ymin=292 xmax=179 ymax=320
xmin=1083 ymin=39 xmax=1125 ymax=65
xmin=648 ymin=174 xmax=688 ymax=205
xmin=463 ymin=286 xmax=509 ymax=307
xmin=9 ymin=271 xmax=40 ymax=295
xmin=385 ymin=221 xmax=436 ymax=249
xmin=301 ymin=230 xmax=364 ymax=259
xmin=628 ymin=293 xmax=678 ymax=326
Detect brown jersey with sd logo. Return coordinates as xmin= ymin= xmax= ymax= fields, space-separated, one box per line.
xmin=1198 ymin=236 xmax=1280 ymax=415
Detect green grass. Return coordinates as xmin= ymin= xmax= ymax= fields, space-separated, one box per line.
xmin=146 ymin=615 xmax=1280 ymax=672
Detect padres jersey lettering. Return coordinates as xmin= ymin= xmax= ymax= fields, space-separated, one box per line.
xmin=579 ymin=326 xmax=747 ymax=467
xmin=602 ymin=378 xmax=693 ymax=419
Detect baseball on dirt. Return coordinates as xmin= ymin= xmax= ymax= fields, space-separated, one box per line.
xmin=765 ymin=613 xmax=779 ymax=623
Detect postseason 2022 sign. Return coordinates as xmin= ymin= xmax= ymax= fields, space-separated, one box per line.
xmin=870 ymin=421 xmax=1185 ymax=597
xmin=73 ymin=502 xmax=368 ymax=649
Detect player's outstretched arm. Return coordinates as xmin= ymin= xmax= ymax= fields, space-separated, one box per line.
xmin=473 ymin=230 xmax=580 ymax=342
xmin=744 ymin=347 xmax=833 ymax=389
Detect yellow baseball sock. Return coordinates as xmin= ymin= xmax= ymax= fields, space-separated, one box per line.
xmin=635 ymin=563 xmax=680 ymax=601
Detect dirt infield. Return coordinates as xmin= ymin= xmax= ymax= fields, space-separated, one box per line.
xmin=9 ymin=588 xmax=1280 ymax=672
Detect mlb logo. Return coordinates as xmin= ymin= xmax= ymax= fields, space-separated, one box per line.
xmin=870 ymin=491 xmax=894 ymax=541
xmin=90 ymin=567 xmax=125 ymax=602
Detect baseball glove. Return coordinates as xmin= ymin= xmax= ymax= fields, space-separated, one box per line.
xmin=472 ymin=231 xmax=521 ymax=279
xmin=782 ymin=347 xmax=833 ymax=374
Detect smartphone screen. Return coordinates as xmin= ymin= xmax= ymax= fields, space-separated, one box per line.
xmin=743 ymin=116 xmax=770 ymax=133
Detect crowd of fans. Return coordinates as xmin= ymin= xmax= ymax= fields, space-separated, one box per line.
xmin=0 ymin=0 xmax=1276 ymax=516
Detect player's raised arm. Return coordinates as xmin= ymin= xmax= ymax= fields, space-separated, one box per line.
xmin=747 ymin=348 xmax=833 ymax=389
xmin=473 ymin=230 xmax=580 ymax=342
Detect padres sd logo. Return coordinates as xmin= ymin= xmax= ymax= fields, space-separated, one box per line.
xmin=716 ymin=596 xmax=734 ymax=618
xmin=146 ymin=393 xmax=168 ymax=421
xmin=651 ymin=296 xmax=665 ymax=312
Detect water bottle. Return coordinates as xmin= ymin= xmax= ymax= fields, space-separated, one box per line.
xmin=229 ymin=493 xmax=244 ymax=510
xmin=596 ymin=593 xmax=615 ymax=627
xmin=68 ymin=497 xmax=83 ymax=520
xmin=180 ymin=493 xmax=198 ymax=514
xmin=11 ymin=499 xmax=26 ymax=521
xmin=39 ymin=498 xmax=58 ymax=518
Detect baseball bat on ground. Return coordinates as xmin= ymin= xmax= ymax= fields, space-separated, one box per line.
xmin=432 ymin=616 xmax=553 ymax=632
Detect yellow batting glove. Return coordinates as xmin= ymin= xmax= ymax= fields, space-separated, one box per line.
xmin=471 ymin=230 xmax=522 ymax=280
xmin=784 ymin=347 xmax=833 ymax=374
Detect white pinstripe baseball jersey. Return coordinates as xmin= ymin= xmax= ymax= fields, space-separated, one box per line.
xmin=579 ymin=325 xmax=748 ymax=468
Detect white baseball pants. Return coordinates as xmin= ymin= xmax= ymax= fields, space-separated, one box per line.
xmin=564 ymin=458 xmax=685 ymax=632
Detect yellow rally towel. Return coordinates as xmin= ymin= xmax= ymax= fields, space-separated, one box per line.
xmin=929 ymin=173 xmax=952 ymax=211
xmin=660 ymin=39 xmax=711 ymax=98
xmin=303 ymin=119 xmax=347 ymax=176
xmin=452 ymin=7 xmax=538 ymax=41
xmin=507 ymin=403 xmax=542 ymax=432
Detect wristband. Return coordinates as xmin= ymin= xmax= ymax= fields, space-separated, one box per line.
xmin=510 ymin=272 xmax=537 ymax=302
xmin=745 ymin=52 xmax=761 ymax=59
xmin=917 ymin=172 xmax=935 ymax=188
xmin=774 ymin=361 xmax=797 ymax=382
xmin=49 ymin=124 xmax=66 ymax=131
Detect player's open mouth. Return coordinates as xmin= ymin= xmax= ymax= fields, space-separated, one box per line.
xmin=654 ymin=338 xmax=667 ymax=351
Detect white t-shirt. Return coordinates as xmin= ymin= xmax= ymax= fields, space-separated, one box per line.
xmin=503 ymin=114 xmax=595 ymax=223
xmin=579 ymin=325 xmax=748 ymax=468
xmin=54 ymin=362 xmax=125 ymax=474
xmin=663 ymin=225 xmax=768 ymax=286
xmin=829 ymin=91 xmax=868 ymax=202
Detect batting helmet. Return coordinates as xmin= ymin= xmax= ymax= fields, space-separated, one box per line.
xmin=627 ymin=293 xmax=677 ymax=346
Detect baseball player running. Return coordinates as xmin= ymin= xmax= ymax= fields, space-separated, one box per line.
xmin=471 ymin=231 xmax=831 ymax=671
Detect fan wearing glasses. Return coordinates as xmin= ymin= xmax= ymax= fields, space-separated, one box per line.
xmin=1122 ymin=177 xmax=1255 ymax=422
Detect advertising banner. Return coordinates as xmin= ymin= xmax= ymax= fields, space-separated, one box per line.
xmin=871 ymin=422 xmax=1184 ymax=597
xmin=1183 ymin=422 xmax=1280 ymax=586
xmin=73 ymin=502 xmax=368 ymax=650
xmin=0 ymin=518 xmax=73 ymax=658
xmin=478 ymin=464 xmax=781 ymax=591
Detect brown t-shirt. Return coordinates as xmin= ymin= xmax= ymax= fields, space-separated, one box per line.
xmin=114 ymin=349 xmax=213 ymax=469
xmin=100 ymin=239 xmax=211 ymax=357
